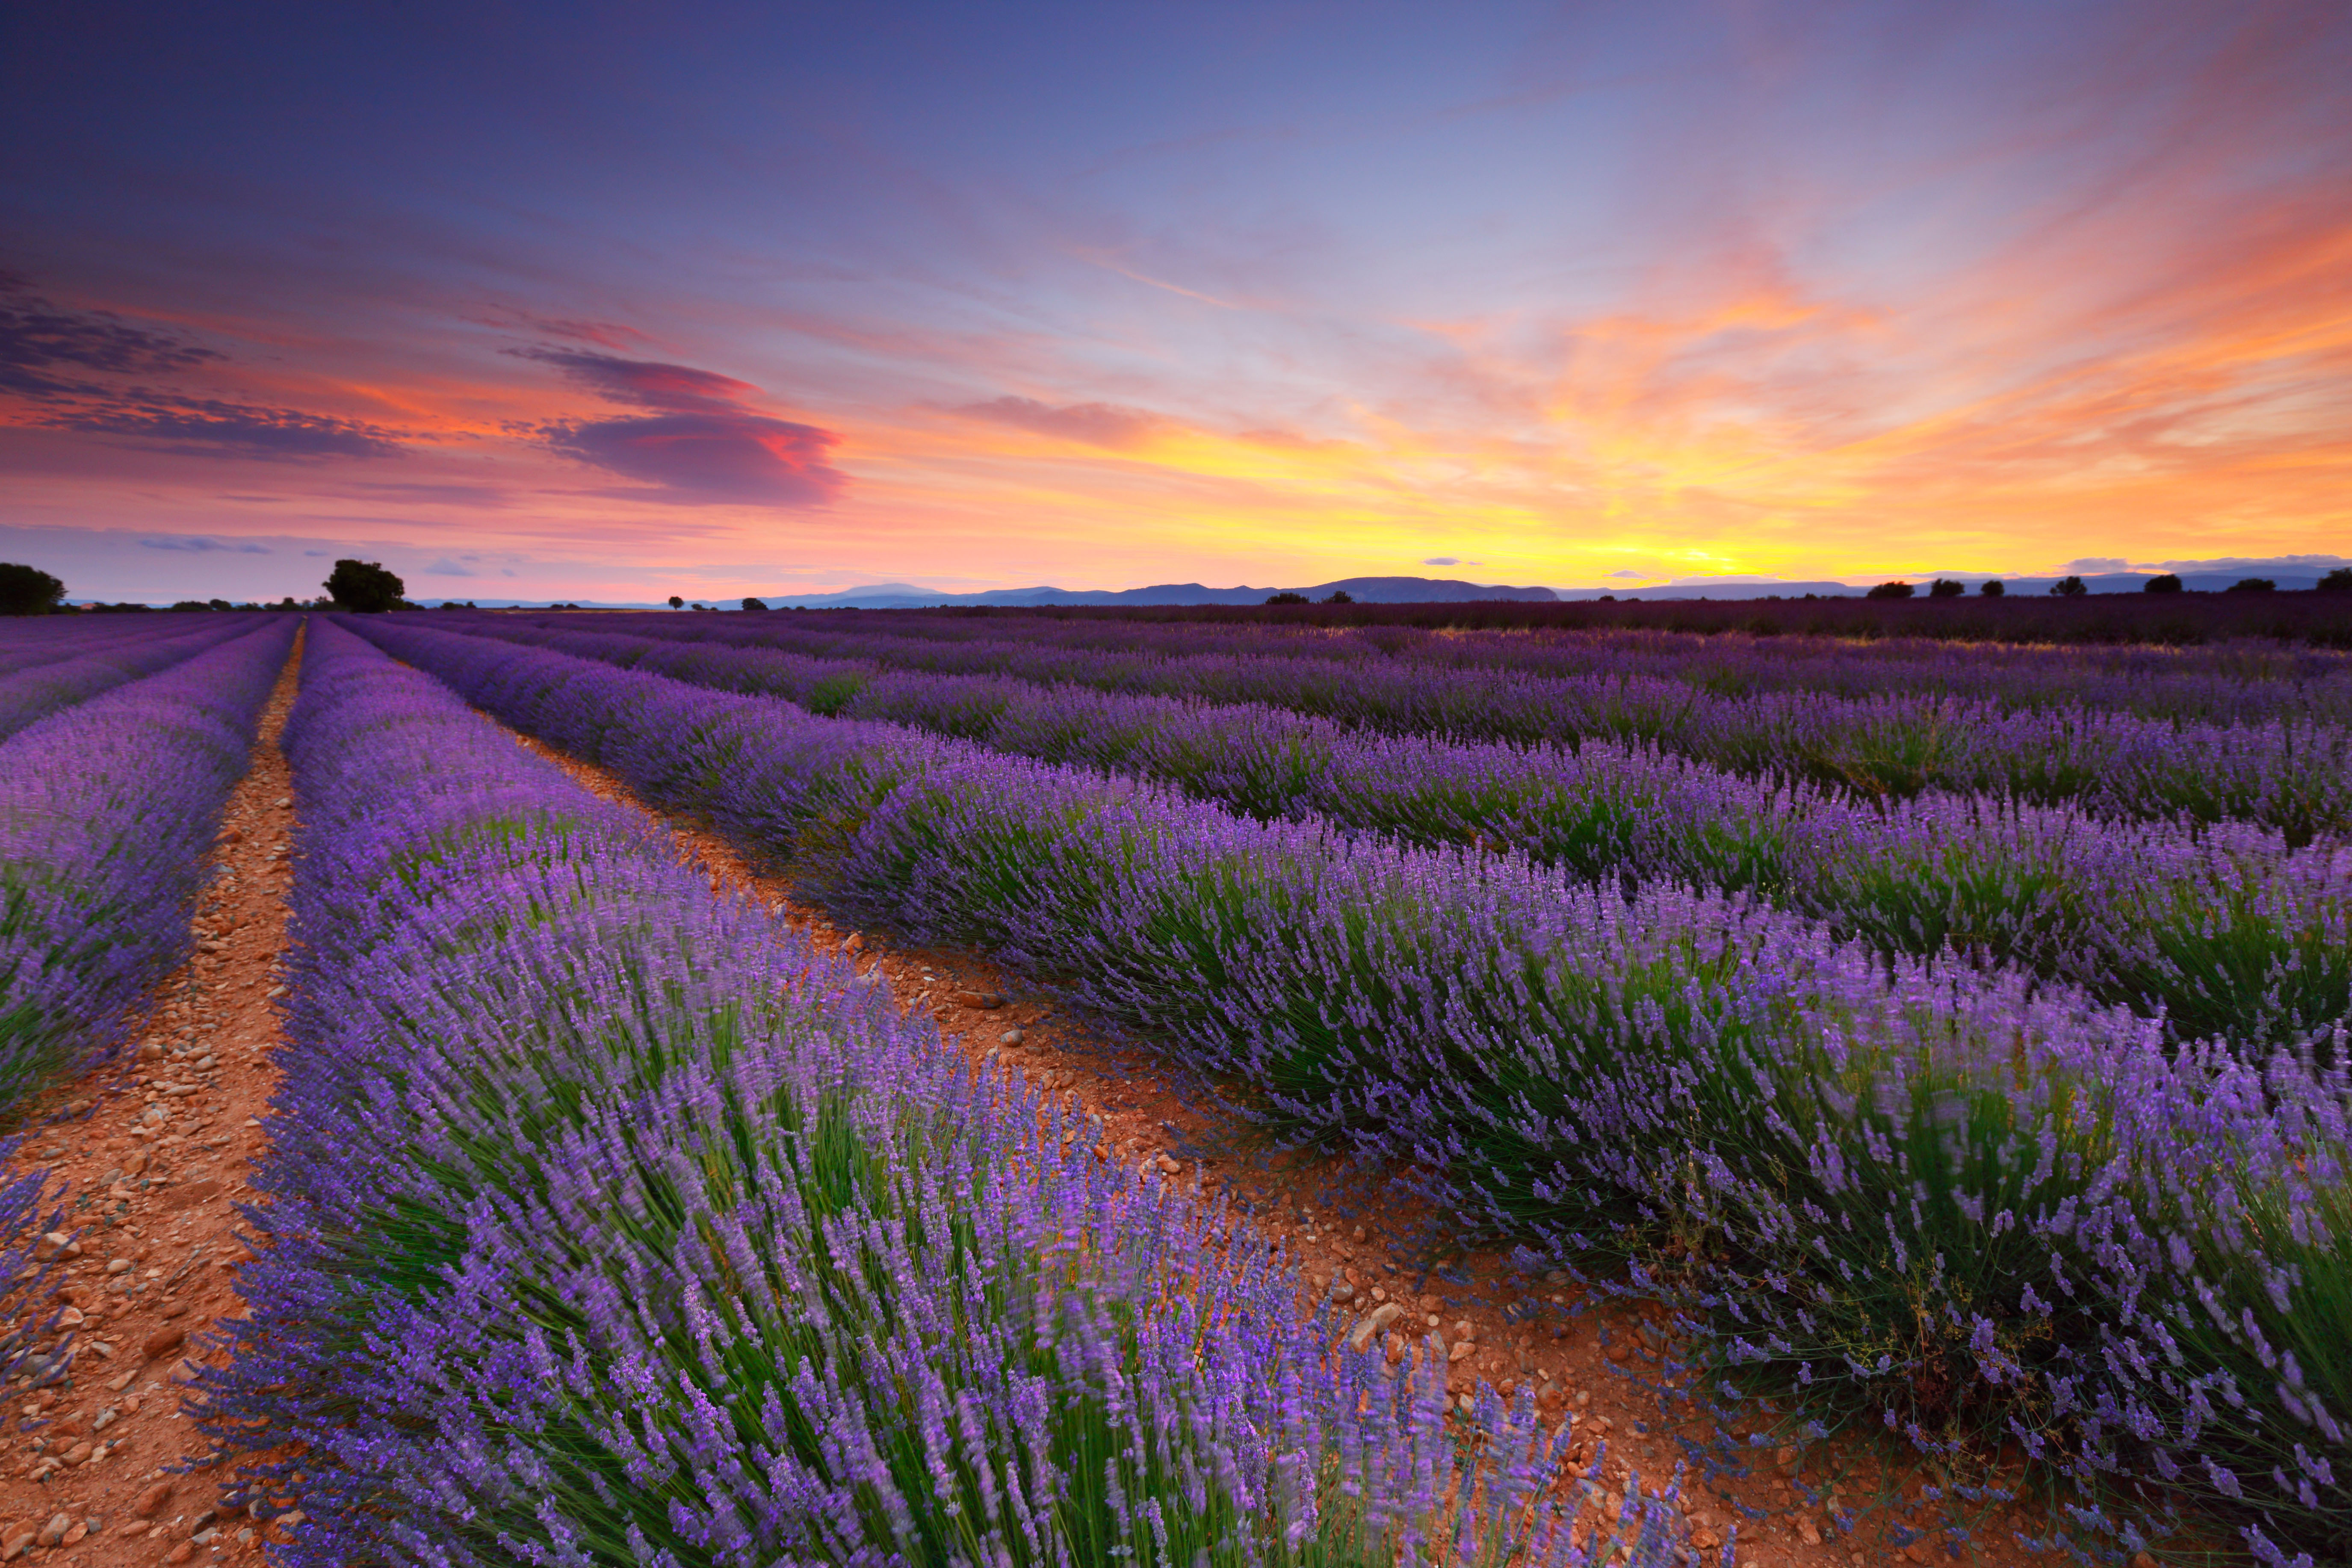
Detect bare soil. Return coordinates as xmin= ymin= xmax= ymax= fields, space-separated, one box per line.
xmin=0 ymin=645 xmax=301 ymax=1567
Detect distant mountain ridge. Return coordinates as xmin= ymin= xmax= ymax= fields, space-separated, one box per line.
xmin=757 ymin=575 xmax=1561 ymax=608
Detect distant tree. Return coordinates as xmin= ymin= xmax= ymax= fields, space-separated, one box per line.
xmin=742 ymin=596 xmax=768 ymax=612
xmin=2319 ymin=567 xmax=2352 ymax=594
xmin=1865 ymin=581 xmax=1915 ymax=600
xmin=1927 ymin=579 xmax=1965 ymax=598
xmin=435 ymin=600 xmax=469 ymax=611
xmin=324 ymin=558 xmax=405 ymax=612
xmin=2143 ymin=573 xmax=2184 ymax=594
xmin=0 ymin=562 xmax=66 ymax=616
xmin=1265 ymin=591 xmax=1310 ymax=605
xmin=170 ymin=600 xmax=211 ymax=611
xmin=1323 ymin=590 xmax=1354 ymax=604
xmin=1596 ymin=594 xmax=1617 ymax=603
xmin=2050 ymin=576 xmax=2088 ymax=598
xmin=2225 ymin=577 xmax=2276 ymax=594
xmin=1979 ymin=579 xmax=2006 ymax=597
xmin=668 ymin=594 xmax=685 ymax=610
xmin=207 ymin=597 xmax=232 ymax=611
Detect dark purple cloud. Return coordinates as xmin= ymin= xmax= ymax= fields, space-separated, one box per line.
xmin=0 ymin=270 xmax=222 ymax=397
xmin=540 ymin=411 xmax=843 ymax=505
xmin=513 ymin=347 xmax=763 ymax=414
xmin=50 ymin=395 xmax=407 ymax=459
xmin=518 ymin=347 xmax=845 ymax=505
xmin=2 ymin=272 xmax=409 ymax=461
xmin=956 ymin=396 xmax=1165 ymax=449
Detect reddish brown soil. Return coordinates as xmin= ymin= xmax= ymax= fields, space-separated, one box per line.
xmin=0 ymin=644 xmax=301 ymax=1568
xmin=511 ymin=731 xmax=2071 ymax=1568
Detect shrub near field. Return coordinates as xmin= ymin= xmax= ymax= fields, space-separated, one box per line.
xmin=0 ymin=620 xmax=294 ymax=1112
xmin=357 ymin=617 xmax=2352 ymax=1567
xmin=204 ymin=621 xmax=1596 ymax=1568
xmin=419 ymin=619 xmax=2352 ymax=1054
xmin=468 ymin=614 xmax=2352 ymax=844
xmin=507 ymin=606 xmax=2352 ymax=726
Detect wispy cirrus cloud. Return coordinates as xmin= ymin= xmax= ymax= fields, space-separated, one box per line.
xmin=0 ymin=269 xmax=222 ymax=397
xmin=137 ymin=534 xmax=271 ymax=553
xmin=53 ymin=396 xmax=408 ymax=459
xmin=1 ymin=272 xmax=413 ymax=461
xmin=954 ymin=396 xmax=1169 ymax=450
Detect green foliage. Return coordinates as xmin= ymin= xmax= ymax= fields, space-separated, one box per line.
xmin=324 ymin=559 xmax=405 ymax=613
xmin=0 ymin=563 xmax=65 ymax=617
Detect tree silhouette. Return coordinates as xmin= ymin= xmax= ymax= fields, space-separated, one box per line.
xmin=2143 ymin=574 xmax=2183 ymax=594
xmin=1865 ymin=581 xmax=1914 ymax=599
xmin=1979 ymin=580 xmax=2006 ymax=597
xmin=1927 ymin=579 xmax=1964 ymax=598
xmin=0 ymin=563 xmax=66 ymax=616
xmin=668 ymin=595 xmax=685 ymax=610
xmin=2050 ymin=576 xmax=2088 ymax=598
xmin=324 ymin=559 xmax=405 ymax=612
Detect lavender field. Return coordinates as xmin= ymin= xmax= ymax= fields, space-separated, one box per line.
xmin=3 ymin=608 xmax=2346 ymax=1567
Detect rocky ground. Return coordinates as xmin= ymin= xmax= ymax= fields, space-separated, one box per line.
xmin=0 ymin=647 xmax=301 ymax=1566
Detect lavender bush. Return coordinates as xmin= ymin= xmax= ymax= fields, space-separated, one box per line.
xmin=495 ymin=607 xmax=2352 ymax=728
xmin=205 ymin=623 xmax=1605 ymax=1568
xmin=356 ymin=617 xmax=2352 ymax=1564
xmin=406 ymin=620 xmax=2352 ymax=1052
xmin=464 ymin=611 xmax=2352 ymax=841
xmin=0 ymin=613 xmax=266 ymax=744
xmin=0 ymin=620 xmax=294 ymax=1113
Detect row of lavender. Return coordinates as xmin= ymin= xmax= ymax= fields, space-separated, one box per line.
xmin=417 ymin=619 xmax=2351 ymax=1050
xmin=0 ymin=613 xmax=228 ymax=673
xmin=473 ymin=612 xmax=2352 ymax=842
xmin=206 ymin=621 xmax=1598 ymax=1568
xmin=0 ymin=620 xmax=296 ymax=1115
xmin=356 ymin=616 xmax=2351 ymax=1565
xmin=533 ymin=608 xmax=2352 ymax=728
xmin=0 ymin=613 xmax=273 ymax=746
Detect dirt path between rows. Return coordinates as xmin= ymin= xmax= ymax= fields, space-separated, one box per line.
xmin=0 ymin=638 xmax=301 ymax=1567
xmin=508 ymin=729 xmax=2068 ymax=1568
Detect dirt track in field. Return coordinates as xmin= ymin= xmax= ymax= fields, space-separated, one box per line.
xmin=506 ymin=728 xmax=2072 ymax=1568
xmin=0 ymin=638 xmax=302 ymax=1568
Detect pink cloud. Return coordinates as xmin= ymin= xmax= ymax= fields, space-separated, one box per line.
xmin=517 ymin=347 xmax=847 ymax=506
xmin=955 ymin=395 xmax=1167 ymax=449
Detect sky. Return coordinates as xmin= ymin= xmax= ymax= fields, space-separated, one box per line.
xmin=3 ymin=0 xmax=2349 ymax=604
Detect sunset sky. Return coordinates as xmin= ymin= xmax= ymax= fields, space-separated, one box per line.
xmin=4 ymin=0 xmax=2349 ymax=603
